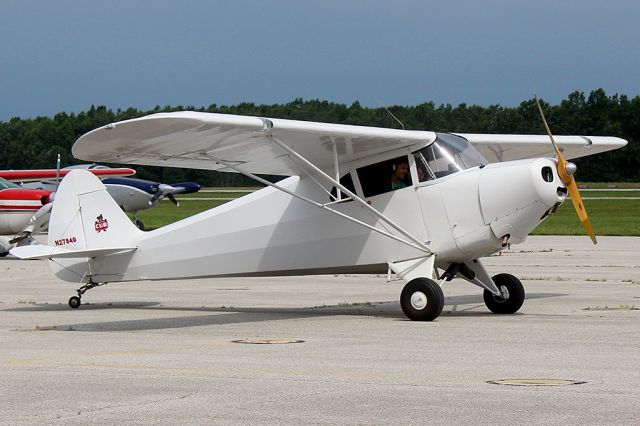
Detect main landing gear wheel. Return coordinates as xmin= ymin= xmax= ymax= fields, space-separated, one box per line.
xmin=68 ymin=296 xmax=81 ymax=309
xmin=400 ymin=278 xmax=444 ymax=321
xmin=483 ymin=273 xmax=525 ymax=314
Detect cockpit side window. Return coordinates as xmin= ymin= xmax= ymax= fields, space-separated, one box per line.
xmin=414 ymin=133 xmax=486 ymax=182
xmin=357 ymin=155 xmax=413 ymax=197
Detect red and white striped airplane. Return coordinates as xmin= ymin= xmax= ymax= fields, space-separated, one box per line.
xmin=0 ymin=167 xmax=135 ymax=255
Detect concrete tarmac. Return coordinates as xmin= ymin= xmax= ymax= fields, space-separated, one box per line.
xmin=1 ymin=236 xmax=638 ymax=424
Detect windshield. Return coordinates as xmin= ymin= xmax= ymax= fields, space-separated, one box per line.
xmin=0 ymin=177 xmax=21 ymax=190
xmin=413 ymin=133 xmax=486 ymax=182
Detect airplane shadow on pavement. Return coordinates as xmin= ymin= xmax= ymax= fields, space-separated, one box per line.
xmin=4 ymin=293 xmax=566 ymax=332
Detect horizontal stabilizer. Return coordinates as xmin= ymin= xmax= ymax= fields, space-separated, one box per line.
xmin=10 ymin=245 xmax=136 ymax=260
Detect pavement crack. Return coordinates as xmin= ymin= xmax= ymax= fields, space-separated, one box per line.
xmin=46 ymin=393 xmax=195 ymax=421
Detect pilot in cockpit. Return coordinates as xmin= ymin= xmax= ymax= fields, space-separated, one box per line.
xmin=390 ymin=160 xmax=410 ymax=190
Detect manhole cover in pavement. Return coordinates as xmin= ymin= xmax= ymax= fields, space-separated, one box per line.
xmin=231 ymin=338 xmax=305 ymax=345
xmin=488 ymin=379 xmax=586 ymax=386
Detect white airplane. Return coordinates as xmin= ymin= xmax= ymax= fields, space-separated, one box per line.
xmin=11 ymin=100 xmax=627 ymax=320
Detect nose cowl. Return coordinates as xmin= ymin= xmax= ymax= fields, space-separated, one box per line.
xmin=478 ymin=158 xmax=566 ymax=243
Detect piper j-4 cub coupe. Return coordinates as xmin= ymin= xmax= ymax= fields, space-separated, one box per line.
xmin=11 ymin=100 xmax=627 ymax=320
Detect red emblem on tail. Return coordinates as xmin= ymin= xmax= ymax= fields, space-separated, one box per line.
xmin=95 ymin=214 xmax=109 ymax=232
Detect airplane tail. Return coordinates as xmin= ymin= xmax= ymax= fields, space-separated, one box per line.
xmin=11 ymin=170 xmax=141 ymax=278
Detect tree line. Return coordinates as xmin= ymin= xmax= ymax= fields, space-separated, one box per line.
xmin=0 ymin=88 xmax=638 ymax=185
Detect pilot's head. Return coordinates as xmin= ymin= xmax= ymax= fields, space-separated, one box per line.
xmin=393 ymin=161 xmax=409 ymax=180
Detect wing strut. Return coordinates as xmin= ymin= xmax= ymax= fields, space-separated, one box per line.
xmin=202 ymin=153 xmax=431 ymax=254
xmin=332 ymin=140 xmax=341 ymax=201
xmin=267 ymin=135 xmax=432 ymax=254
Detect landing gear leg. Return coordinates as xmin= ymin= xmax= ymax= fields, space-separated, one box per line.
xmin=68 ymin=281 xmax=108 ymax=309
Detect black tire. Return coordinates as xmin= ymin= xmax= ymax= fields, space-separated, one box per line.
xmin=0 ymin=251 xmax=8 ymax=258
xmin=135 ymin=219 xmax=145 ymax=231
xmin=400 ymin=278 xmax=445 ymax=321
xmin=68 ymin=296 xmax=81 ymax=309
xmin=483 ymin=273 xmax=525 ymax=314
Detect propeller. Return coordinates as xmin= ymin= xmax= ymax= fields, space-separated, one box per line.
xmin=167 ymin=193 xmax=179 ymax=207
xmin=148 ymin=183 xmax=177 ymax=206
xmin=534 ymin=96 xmax=597 ymax=244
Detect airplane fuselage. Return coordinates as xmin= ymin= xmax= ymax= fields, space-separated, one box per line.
xmin=49 ymin=157 xmax=565 ymax=283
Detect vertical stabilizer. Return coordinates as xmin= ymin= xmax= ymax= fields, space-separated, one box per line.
xmin=25 ymin=169 xmax=144 ymax=283
xmin=48 ymin=169 xmax=142 ymax=251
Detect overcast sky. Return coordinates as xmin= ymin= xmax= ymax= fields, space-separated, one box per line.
xmin=1 ymin=0 xmax=638 ymax=121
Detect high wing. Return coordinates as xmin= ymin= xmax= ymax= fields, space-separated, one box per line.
xmin=72 ymin=111 xmax=627 ymax=175
xmin=73 ymin=112 xmax=436 ymax=176
xmin=460 ymin=133 xmax=627 ymax=163
xmin=0 ymin=167 xmax=136 ymax=182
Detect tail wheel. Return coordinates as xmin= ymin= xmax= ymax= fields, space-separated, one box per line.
xmin=400 ymin=278 xmax=444 ymax=321
xmin=483 ymin=273 xmax=525 ymax=314
xmin=68 ymin=296 xmax=81 ymax=309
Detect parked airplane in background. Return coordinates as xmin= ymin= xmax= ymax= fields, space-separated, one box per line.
xmin=0 ymin=166 xmax=135 ymax=184
xmin=99 ymin=177 xmax=201 ymax=230
xmin=0 ymin=167 xmax=135 ymax=255
xmin=1 ymin=163 xmax=201 ymax=253
xmin=11 ymin=99 xmax=627 ymax=320
xmin=21 ymin=164 xmax=201 ymax=230
xmin=0 ymin=177 xmax=52 ymax=255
